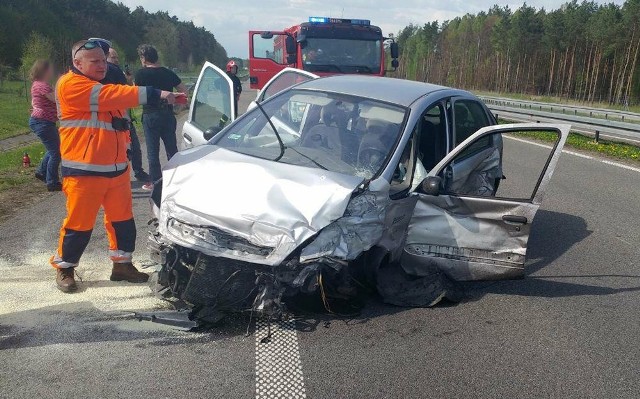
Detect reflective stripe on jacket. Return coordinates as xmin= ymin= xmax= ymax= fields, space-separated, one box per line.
xmin=56 ymin=70 xmax=152 ymax=177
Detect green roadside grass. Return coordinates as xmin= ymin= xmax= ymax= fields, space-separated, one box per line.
xmin=0 ymin=142 xmax=45 ymax=191
xmin=499 ymin=119 xmax=640 ymax=164
xmin=0 ymin=80 xmax=32 ymax=140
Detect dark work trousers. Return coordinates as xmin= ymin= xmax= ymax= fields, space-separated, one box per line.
xmin=142 ymin=111 xmax=178 ymax=182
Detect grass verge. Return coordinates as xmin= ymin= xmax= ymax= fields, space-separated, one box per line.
xmin=0 ymin=142 xmax=46 ymax=191
xmin=0 ymin=142 xmax=51 ymax=223
xmin=0 ymin=81 xmax=32 ymax=140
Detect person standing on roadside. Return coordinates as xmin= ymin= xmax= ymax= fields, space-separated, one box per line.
xmin=226 ymin=60 xmax=242 ymax=117
xmin=28 ymin=60 xmax=62 ymax=191
xmin=134 ymin=44 xmax=187 ymax=190
xmin=88 ymin=38 xmax=151 ymax=183
xmin=52 ymin=39 xmax=184 ymax=293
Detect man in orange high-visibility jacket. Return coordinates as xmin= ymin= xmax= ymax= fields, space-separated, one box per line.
xmin=52 ymin=40 xmax=184 ymax=293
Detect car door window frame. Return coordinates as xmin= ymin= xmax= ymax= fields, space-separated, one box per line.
xmin=189 ymin=62 xmax=235 ymax=131
xmin=389 ymin=124 xmax=417 ymax=199
xmin=257 ymin=68 xmax=318 ymax=103
xmin=427 ymin=124 xmax=569 ymax=204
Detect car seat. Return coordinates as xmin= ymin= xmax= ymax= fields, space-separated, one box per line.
xmin=357 ymin=120 xmax=395 ymax=173
xmin=301 ymin=103 xmax=343 ymax=155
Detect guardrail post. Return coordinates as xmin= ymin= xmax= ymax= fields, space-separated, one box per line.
xmin=594 ymin=131 xmax=600 ymax=143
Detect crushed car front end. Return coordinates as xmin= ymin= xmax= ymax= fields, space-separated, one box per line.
xmin=148 ymin=144 xmax=399 ymax=323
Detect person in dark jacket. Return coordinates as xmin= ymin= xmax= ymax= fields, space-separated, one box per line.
xmin=226 ymin=60 xmax=242 ymax=117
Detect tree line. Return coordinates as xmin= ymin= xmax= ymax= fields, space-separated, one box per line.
xmin=0 ymin=0 xmax=228 ymax=76
xmin=394 ymin=0 xmax=640 ymax=105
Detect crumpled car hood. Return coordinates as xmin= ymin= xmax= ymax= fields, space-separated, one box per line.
xmin=158 ymin=145 xmax=365 ymax=265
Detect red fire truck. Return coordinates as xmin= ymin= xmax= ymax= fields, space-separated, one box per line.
xmin=249 ymin=17 xmax=399 ymax=90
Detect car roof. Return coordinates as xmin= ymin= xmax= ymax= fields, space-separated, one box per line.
xmin=294 ymin=75 xmax=457 ymax=107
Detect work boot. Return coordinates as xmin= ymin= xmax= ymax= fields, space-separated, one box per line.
xmin=47 ymin=182 xmax=62 ymax=192
xmin=110 ymin=262 xmax=149 ymax=283
xmin=56 ymin=267 xmax=78 ymax=293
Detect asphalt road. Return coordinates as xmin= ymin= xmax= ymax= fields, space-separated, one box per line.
xmin=1 ymin=87 xmax=640 ymax=398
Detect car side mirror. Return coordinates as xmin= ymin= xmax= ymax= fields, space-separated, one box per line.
xmin=421 ymin=176 xmax=442 ymax=196
xmin=285 ymin=35 xmax=297 ymax=55
xmin=203 ymin=126 xmax=222 ymax=141
xmin=260 ymin=32 xmax=274 ymax=39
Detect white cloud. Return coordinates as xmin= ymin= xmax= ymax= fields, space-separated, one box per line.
xmin=118 ymin=0 xmax=626 ymax=57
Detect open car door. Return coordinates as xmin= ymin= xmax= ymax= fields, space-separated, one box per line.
xmin=402 ymin=123 xmax=569 ymax=281
xmin=257 ymin=68 xmax=318 ymax=102
xmin=248 ymin=68 xmax=318 ymax=111
xmin=182 ymin=62 xmax=235 ymax=147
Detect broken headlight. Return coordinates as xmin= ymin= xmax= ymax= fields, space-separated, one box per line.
xmin=166 ymin=218 xmax=273 ymax=257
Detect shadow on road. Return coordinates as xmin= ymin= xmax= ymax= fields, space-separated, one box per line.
xmin=462 ymin=209 xmax=640 ymax=300
xmin=0 ymin=301 xmax=248 ymax=350
xmin=525 ymin=209 xmax=592 ymax=274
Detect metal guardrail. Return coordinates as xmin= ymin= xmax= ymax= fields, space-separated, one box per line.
xmin=481 ymin=96 xmax=640 ymax=123
xmin=481 ymin=97 xmax=640 ymax=145
xmin=485 ymin=104 xmax=640 ymax=145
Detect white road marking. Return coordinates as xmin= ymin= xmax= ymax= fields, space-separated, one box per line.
xmin=563 ymin=150 xmax=593 ymax=159
xmin=600 ymin=160 xmax=640 ymax=173
xmin=255 ymin=319 xmax=307 ymax=399
xmin=504 ymin=135 xmax=639 ymax=173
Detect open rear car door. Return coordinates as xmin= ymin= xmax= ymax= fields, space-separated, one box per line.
xmin=248 ymin=67 xmax=318 ymax=111
xmin=403 ymin=123 xmax=569 ymax=281
xmin=182 ymin=62 xmax=235 ymax=147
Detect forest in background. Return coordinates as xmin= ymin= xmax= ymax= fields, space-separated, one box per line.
xmin=0 ymin=0 xmax=228 ymax=76
xmin=395 ymin=0 xmax=640 ymax=105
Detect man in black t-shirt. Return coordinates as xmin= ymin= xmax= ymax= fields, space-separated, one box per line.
xmin=134 ymin=44 xmax=187 ymax=189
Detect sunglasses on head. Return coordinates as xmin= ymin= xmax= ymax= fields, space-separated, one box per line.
xmin=73 ymin=40 xmax=109 ymax=58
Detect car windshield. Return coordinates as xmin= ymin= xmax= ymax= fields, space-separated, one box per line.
xmin=213 ymin=89 xmax=406 ymax=179
xmin=302 ymin=38 xmax=382 ymax=74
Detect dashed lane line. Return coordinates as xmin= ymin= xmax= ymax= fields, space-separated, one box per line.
xmin=504 ymin=135 xmax=640 ymax=173
xmin=255 ymin=319 xmax=307 ymax=399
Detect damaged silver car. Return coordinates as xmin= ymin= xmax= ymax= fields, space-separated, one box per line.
xmin=148 ymin=63 xmax=569 ymax=323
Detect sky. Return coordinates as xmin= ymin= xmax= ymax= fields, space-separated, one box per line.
xmin=118 ymin=0 xmax=627 ymax=58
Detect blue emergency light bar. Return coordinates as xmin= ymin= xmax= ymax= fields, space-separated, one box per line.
xmin=309 ymin=16 xmax=371 ymax=25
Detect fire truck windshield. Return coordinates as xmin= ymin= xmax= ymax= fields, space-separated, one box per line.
xmin=301 ymin=38 xmax=381 ymax=74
